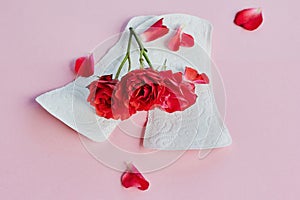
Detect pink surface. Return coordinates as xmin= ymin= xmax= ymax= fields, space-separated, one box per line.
xmin=1 ymin=0 xmax=300 ymax=199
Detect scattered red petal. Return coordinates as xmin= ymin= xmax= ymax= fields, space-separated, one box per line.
xmin=150 ymin=18 xmax=164 ymax=27
xmin=193 ymin=73 xmax=209 ymax=84
xmin=180 ymin=32 xmax=194 ymax=47
xmin=74 ymin=54 xmax=94 ymax=77
xmin=184 ymin=67 xmax=198 ymax=80
xmin=140 ymin=18 xmax=169 ymax=42
xmin=184 ymin=66 xmax=209 ymax=84
xmin=234 ymin=8 xmax=263 ymax=31
xmin=167 ymin=26 xmax=182 ymax=51
xmin=121 ymin=163 xmax=149 ymax=191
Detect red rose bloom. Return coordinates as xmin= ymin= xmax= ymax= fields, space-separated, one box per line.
xmin=158 ymin=70 xmax=197 ymax=113
xmin=112 ymin=69 xmax=164 ymax=120
xmin=87 ymin=68 xmax=199 ymax=120
xmin=87 ymin=75 xmax=118 ymax=119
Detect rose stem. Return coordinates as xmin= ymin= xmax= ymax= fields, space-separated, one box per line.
xmin=126 ymin=32 xmax=132 ymax=72
xmin=139 ymin=50 xmax=144 ymax=69
xmin=115 ymin=31 xmax=133 ymax=79
xmin=129 ymin=27 xmax=153 ymax=69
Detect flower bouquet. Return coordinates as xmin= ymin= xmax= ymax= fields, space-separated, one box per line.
xmin=85 ymin=27 xmax=209 ymax=121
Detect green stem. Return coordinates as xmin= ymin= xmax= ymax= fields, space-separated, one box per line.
xmin=139 ymin=50 xmax=144 ymax=69
xmin=115 ymin=31 xmax=133 ymax=79
xmin=115 ymin=54 xmax=128 ymax=79
xmin=115 ymin=27 xmax=154 ymax=79
xmin=130 ymin=27 xmax=153 ymax=69
xmin=143 ymin=51 xmax=152 ymax=68
xmin=127 ymin=33 xmax=132 ymax=72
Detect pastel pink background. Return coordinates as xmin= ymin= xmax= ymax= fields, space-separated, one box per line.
xmin=1 ymin=0 xmax=299 ymax=199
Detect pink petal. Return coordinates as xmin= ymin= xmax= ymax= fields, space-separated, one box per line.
xmin=74 ymin=54 xmax=94 ymax=77
xmin=184 ymin=66 xmax=209 ymax=84
xmin=140 ymin=18 xmax=169 ymax=42
xmin=234 ymin=8 xmax=263 ymax=31
xmin=167 ymin=27 xmax=182 ymax=51
xmin=180 ymin=32 xmax=194 ymax=47
xmin=121 ymin=163 xmax=149 ymax=191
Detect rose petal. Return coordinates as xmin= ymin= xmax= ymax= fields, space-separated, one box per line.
xmin=74 ymin=54 xmax=94 ymax=77
xmin=121 ymin=163 xmax=149 ymax=191
xmin=234 ymin=8 xmax=263 ymax=31
xmin=167 ymin=26 xmax=182 ymax=51
xmin=86 ymin=74 xmax=119 ymax=119
xmin=140 ymin=18 xmax=169 ymax=42
xmin=184 ymin=66 xmax=209 ymax=84
xmin=184 ymin=67 xmax=198 ymax=80
xmin=194 ymin=73 xmax=209 ymax=84
xmin=180 ymin=32 xmax=194 ymax=47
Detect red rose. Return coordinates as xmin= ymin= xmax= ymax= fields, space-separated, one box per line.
xmin=158 ymin=70 xmax=197 ymax=113
xmin=87 ymin=69 xmax=199 ymax=120
xmin=112 ymin=69 xmax=164 ymax=120
xmin=87 ymin=75 xmax=119 ymax=119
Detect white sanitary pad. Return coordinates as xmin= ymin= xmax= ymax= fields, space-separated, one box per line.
xmin=36 ymin=14 xmax=232 ymax=149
